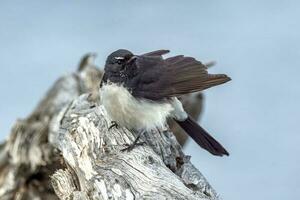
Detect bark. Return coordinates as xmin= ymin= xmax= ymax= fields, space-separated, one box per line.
xmin=50 ymin=94 xmax=218 ymax=200
xmin=0 ymin=54 xmax=102 ymax=200
xmin=0 ymin=55 xmax=218 ymax=200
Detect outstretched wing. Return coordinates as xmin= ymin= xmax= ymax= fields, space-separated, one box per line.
xmin=129 ymin=50 xmax=231 ymax=101
xmin=142 ymin=49 xmax=170 ymax=57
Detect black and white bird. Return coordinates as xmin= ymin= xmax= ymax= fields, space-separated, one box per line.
xmin=100 ymin=49 xmax=231 ymax=156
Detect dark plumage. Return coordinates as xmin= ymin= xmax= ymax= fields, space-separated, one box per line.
xmin=100 ymin=49 xmax=230 ymax=156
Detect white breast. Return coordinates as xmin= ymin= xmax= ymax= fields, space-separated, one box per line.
xmin=100 ymin=83 xmax=174 ymax=131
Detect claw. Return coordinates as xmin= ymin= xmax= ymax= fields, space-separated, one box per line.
xmin=121 ymin=142 xmax=146 ymax=152
xmin=108 ymin=121 xmax=119 ymax=130
xmin=120 ymin=130 xmax=146 ymax=152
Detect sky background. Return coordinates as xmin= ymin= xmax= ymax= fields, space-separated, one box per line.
xmin=0 ymin=1 xmax=299 ymax=199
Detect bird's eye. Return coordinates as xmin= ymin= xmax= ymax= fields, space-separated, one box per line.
xmin=114 ymin=56 xmax=125 ymax=64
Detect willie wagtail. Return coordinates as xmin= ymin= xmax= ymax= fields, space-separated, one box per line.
xmin=100 ymin=49 xmax=231 ymax=156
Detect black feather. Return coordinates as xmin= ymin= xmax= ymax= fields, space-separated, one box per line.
xmin=103 ymin=49 xmax=231 ymax=101
xmin=129 ymin=53 xmax=231 ymax=100
xmin=176 ymin=116 xmax=229 ymax=156
xmin=142 ymin=49 xmax=170 ymax=57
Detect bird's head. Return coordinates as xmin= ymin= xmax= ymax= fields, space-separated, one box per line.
xmin=105 ymin=49 xmax=136 ymax=73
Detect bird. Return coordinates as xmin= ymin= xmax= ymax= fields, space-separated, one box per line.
xmin=99 ymin=49 xmax=231 ymax=156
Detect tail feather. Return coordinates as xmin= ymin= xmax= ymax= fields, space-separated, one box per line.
xmin=175 ymin=116 xmax=229 ymax=156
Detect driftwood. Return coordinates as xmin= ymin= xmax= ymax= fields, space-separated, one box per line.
xmin=0 ymin=54 xmax=218 ymax=200
xmin=0 ymin=54 xmax=102 ymax=200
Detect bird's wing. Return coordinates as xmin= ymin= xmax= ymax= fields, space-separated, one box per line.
xmin=130 ymin=52 xmax=231 ymax=101
xmin=142 ymin=49 xmax=170 ymax=57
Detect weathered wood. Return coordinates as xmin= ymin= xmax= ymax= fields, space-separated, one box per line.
xmin=0 ymin=54 xmax=219 ymax=200
xmin=0 ymin=54 xmax=102 ymax=200
xmin=50 ymin=94 xmax=218 ymax=199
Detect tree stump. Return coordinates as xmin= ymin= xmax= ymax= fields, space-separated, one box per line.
xmin=0 ymin=54 xmax=219 ymax=200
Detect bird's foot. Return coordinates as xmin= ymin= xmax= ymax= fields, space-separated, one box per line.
xmin=108 ymin=121 xmax=119 ymax=130
xmin=121 ymin=142 xmax=146 ymax=152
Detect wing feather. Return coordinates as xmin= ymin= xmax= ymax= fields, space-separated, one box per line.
xmin=131 ymin=51 xmax=231 ymax=100
xmin=142 ymin=49 xmax=170 ymax=57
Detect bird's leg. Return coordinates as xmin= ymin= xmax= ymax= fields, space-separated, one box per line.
xmin=108 ymin=121 xmax=119 ymax=130
xmin=121 ymin=130 xmax=146 ymax=152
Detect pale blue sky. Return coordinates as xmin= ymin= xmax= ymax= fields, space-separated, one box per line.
xmin=0 ymin=1 xmax=299 ymax=199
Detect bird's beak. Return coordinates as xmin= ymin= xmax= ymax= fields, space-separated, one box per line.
xmin=127 ymin=55 xmax=138 ymax=64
